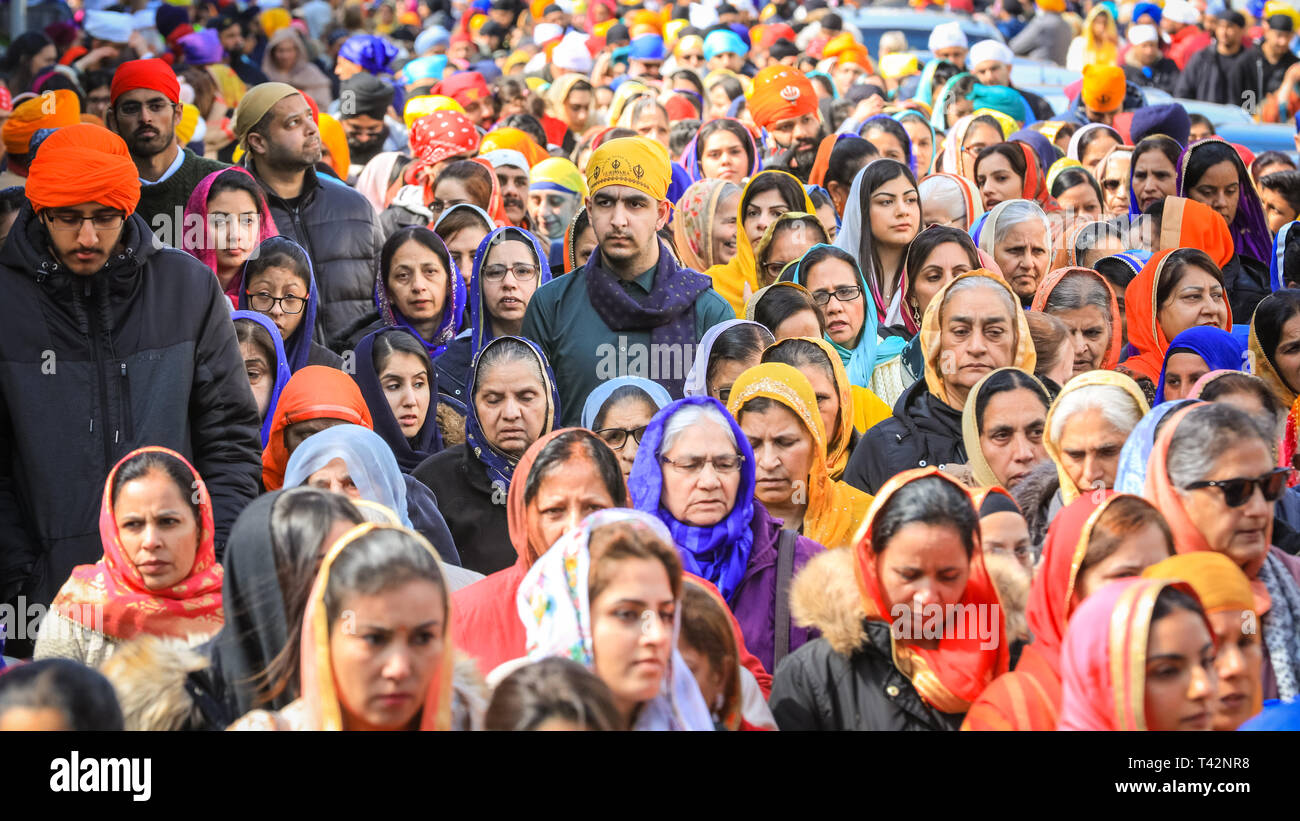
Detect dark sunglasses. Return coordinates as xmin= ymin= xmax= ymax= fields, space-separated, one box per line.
xmin=1183 ymin=467 xmax=1292 ymax=508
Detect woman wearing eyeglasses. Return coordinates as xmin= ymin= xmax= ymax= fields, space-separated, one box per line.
xmin=628 ymin=396 xmax=824 ymax=674
xmin=682 ymin=319 xmax=774 ymax=403
xmin=1095 ymin=146 xmax=1133 ymax=219
xmin=1146 ymin=401 xmax=1300 ymax=702
xmin=580 ymin=377 xmax=672 ymax=480
xmin=239 ymin=236 xmax=343 ymax=372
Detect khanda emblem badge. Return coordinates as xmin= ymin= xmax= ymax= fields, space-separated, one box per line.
xmin=591 ymin=164 xmax=601 ymax=180
xmin=612 ymin=159 xmax=622 ymax=170
xmin=633 ymin=164 xmax=645 ymax=178
xmin=780 ymin=84 xmax=801 ymax=102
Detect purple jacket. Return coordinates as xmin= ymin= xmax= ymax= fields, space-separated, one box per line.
xmin=1261 ymin=546 xmax=1300 ymax=701
xmin=729 ymin=503 xmax=826 ymax=675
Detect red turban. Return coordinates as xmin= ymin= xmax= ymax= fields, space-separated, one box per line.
xmin=409 ymin=110 xmax=481 ymax=164
xmin=26 ymin=123 xmax=141 ymax=214
xmin=747 ymin=65 xmax=819 ymax=130
xmin=758 ymin=23 xmax=796 ymax=50
xmin=109 ymin=58 xmax=181 ymax=105
xmin=432 ymin=72 xmax=491 ymax=109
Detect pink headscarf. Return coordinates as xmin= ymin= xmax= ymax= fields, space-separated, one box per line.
xmin=183 ymin=166 xmax=279 ymax=307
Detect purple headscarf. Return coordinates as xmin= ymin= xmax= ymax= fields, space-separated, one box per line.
xmin=1177 ymin=137 xmax=1271 ymax=264
xmin=339 ymin=34 xmax=399 ymax=74
xmin=376 ymin=227 xmax=466 ymax=360
xmin=681 ymin=118 xmax=762 ymax=182
xmin=230 ymin=310 xmax=291 ymax=448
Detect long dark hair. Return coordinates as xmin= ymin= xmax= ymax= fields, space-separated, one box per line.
xmin=856 ymin=159 xmax=919 ymax=298
xmin=696 ymin=119 xmax=754 ymax=174
xmin=741 ymin=170 xmax=806 ymax=225
xmin=1253 ymin=290 xmax=1300 ymax=394
xmin=871 ymin=475 xmax=978 ymax=556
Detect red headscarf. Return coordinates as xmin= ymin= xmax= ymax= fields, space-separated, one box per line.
xmin=26 ymin=123 xmax=140 ymax=214
xmin=855 ymin=467 xmax=1010 ymax=713
xmin=1121 ymin=247 xmax=1232 ymax=383
xmin=1158 ymin=196 xmax=1234 ymax=268
xmin=405 ymin=110 xmax=482 ymax=207
xmin=1032 ymin=266 xmax=1123 ymax=369
xmin=262 ymin=366 xmax=374 ymax=490
xmin=51 ymin=447 xmax=224 ymax=641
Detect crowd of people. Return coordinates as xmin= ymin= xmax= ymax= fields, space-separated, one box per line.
xmin=2 ymin=0 xmax=1300 ymax=733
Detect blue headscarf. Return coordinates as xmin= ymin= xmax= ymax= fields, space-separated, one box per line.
xmin=282 ymin=424 xmax=415 ymax=528
xmin=339 ymin=34 xmax=399 ymax=74
xmin=469 ymin=226 xmax=552 ymax=358
xmin=351 ymin=327 xmax=444 ymax=472
xmin=375 ymin=228 xmax=465 ymax=360
xmin=912 ymin=59 xmax=943 ymax=107
xmin=781 ymin=244 xmax=906 ymax=390
xmin=804 ymin=184 xmax=840 ymax=228
xmin=399 ymin=55 xmax=448 ymax=86
xmin=1271 ymin=220 xmax=1300 ymax=292
xmin=465 ymin=335 xmax=560 ymax=490
xmin=231 ymin=310 xmax=291 ymax=448
xmin=238 ymin=237 xmax=320 ymax=374
xmin=1154 ymin=327 xmax=1246 ymax=404
xmin=628 ymin=396 xmax=756 ymax=603
xmin=1010 ymin=128 xmax=1058 ymax=175
xmin=580 ymin=376 xmax=673 ymax=429
xmin=969 ymin=211 xmax=992 ymax=244
xmin=1114 ymin=399 xmax=1200 ymax=494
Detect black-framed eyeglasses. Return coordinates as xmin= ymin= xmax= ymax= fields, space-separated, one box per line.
xmin=811 ymin=285 xmax=863 ymax=306
xmin=1183 ymin=467 xmax=1292 ymax=508
xmin=482 ymin=263 xmax=539 ymax=281
xmin=660 ymin=454 xmax=745 ymax=475
xmin=762 ymin=260 xmax=792 ymax=281
xmin=596 ymin=425 xmax=646 ymax=450
xmin=43 ymin=210 xmax=125 ymax=232
xmin=246 ymin=291 xmax=306 ymax=314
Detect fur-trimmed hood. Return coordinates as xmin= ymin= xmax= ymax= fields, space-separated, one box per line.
xmin=790 ymin=549 xmax=867 ymax=657
xmin=983 ymin=551 xmax=1032 ymax=644
xmin=1012 ymin=460 xmax=1061 ymax=550
xmin=100 ymin=635 xmax=212 ymax=731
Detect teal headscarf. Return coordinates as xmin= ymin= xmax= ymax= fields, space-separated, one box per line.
xmin=780 ymin=244 xmax=906 ymax=390
xmin=930 ymin=71 xmax=971 ymax=131
xmin=893 ymin=109 xmax=937 ymax=176
xmin=967 ymin=83 xmax=1031 ymax=126
xmin=912 ymin=58 xmax=943 ymax=108
xmin=807 ymin=70 xmax=838 ymax=100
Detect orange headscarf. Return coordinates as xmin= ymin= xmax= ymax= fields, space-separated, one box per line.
xmin=299 ymin=522 xmax=455 ymax=730
xmin=1121 ymin=248 xmax=1232 ymax=384
xmin=807 ymin=133 xmax=837 ymax=191
xmin=317 ymin=112 xmax=351 ymax=179
xmin=262 ymin=366 xmax=374 ymax=490
xmin=470 ymin=156 xmax=510 ymax=226
xmin=1160 ymin=197 xmax=1234 ymax=269
xmin=1143 ymin=552 xmax=1256 ymax=615
xmin=1 ymin=88 xmax=80 ymax=156
xmin=26 ymin=123 xmax=140 ymax=214
xmin=855 ymin=467 xmax=1010 ymax=713
xmin=1031 ymin=266 xmax=1123 ymax=370
xmin=51 ymin=447 xmax=224 ymax=642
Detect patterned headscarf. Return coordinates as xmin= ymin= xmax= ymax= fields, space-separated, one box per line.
xmin=672 ymin=178 xmax=740 ymax=272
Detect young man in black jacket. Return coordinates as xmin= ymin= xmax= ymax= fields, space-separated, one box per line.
xmin=233 ymin=82 xmax=383 ymax=345
xmin=0 ymin=125 xmax=262 ymax=652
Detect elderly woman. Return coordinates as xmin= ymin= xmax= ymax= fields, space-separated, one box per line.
xmin=963 ymin=493 xmax=1176 ymax=730
xmin=581 ymin=377 xmax=672 ymax=480
xmin=413 ymin=336 xmax=559 ymax=575
xmin=960 ymin=367 xmax=1053 ymax=491
xmin=770 ymin=468 xmax=1010 ymax=730
xmin=1015 ymin=371 xmax=1149 ymax=545
xmin=628 ymin=397 xmax=824 ymax=673
xmin=726 ymin=363 xmax=873 ymax=548
xmin=917 ymin=172 xmax=984 ymax=232
xmin=977 ymin=199 xmax=1054 ymax=308
xmin=1146 ymin=402 xmax=1300 ymax=701
xmin=514 ymin=509 xmax=716 ymax=730
xmin=1031 ymin=266 xmax=1122 ymax=378
xmin=845 ymin=271 xmax=1035 ymax=496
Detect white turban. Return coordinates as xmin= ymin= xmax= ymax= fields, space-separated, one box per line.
xmin=969 ymin=39 xmax=1014 ymax=68
xmin=1127 ymin=24 xmax=1159 ymax=45
xmin=553 ymin=31 xmax=594 ymax=73
xmin=928 ymin=22 xmax=969 ymax=53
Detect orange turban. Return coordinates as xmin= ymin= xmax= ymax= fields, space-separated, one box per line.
xmin=479 ymin=127 xmax=550 ymax=167
xmin=823 ymin=32 xmax=872 ymax=71
xmin=317 ymin=113 xmax=351 ymax=179
xmin=747 ymin=65 xmax=819 ymax=130
xmin=2 ymin=89 xmax=81 ymax=155
xmin=26 ymin=123 xmax=140 ymax=214
xmin=1081 ymin=64 xmax=1126 ymax=113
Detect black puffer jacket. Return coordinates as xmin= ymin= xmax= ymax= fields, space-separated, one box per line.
xmin=1223 ymin=254 xmax=1271 ymax=327
xmin=0 ymin=208 xmax=262 ymax=618
xmin=251 ymin=164 xmax=384 ymax=344
xmin=770 ymin=550 xmax=964 ymax=731
xmin=843 ymin=379 xmax=966 ymax=496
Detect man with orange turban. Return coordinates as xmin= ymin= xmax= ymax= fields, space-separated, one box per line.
xmin=1 ymin=89 xmax=81 ymax=176
xmin=1067 ymin=64 xmax=1143 ymax=127
xmin=521 ymin=136 xmax=734 ymax=422
xmin=0 ymin=123 xmax=262 ymax=648
xmin=747 ymin=64 xmax=826 ymax=183
xmin=105 ymin=58 xmax=228 ymax=245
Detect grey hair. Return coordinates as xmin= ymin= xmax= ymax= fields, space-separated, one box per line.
xmin=918 ymin=175 xmax=967 ymax=224
xmin=1166 ymin=403 xmax=1273 ymax=488
xmin=992 ymin=199 xmax=1052 ymax=250
xmin=1043 ymin=272 xmax=1113 ymax=329
xmin=1049 ymin=384 xmax=1143 ymax=443
xmin=942 ymin=274 xmax=1017 ymax=318
xmin=661 ymin=403 xmax=738 ymax=455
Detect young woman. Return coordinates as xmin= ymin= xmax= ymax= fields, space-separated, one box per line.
xmin=232 ymin=311 xmax=292 ymax=448
xmin=894 ymin=109 xmax=936 ymax=178
xmin=184 ymin=167 xmax=278 ymax=306
xmin=845 ymin=271 xmax=1035 ymax=495
xmin=746 ymin=282 xmax=826 ymax=342
xmin=581 ymin=378 xmax=671 ymax=480
xmin=859 ymin=116 xmax=913 ymax=172
xmin=412 ymin=336 xmax=558 ymax=575
xmin=673 ymin=179 xmax=742 ymax=274
xmin=899 ymin=225 xmax=983 ymax=337
xmin=974 ymin=142 xmax=1051 ymax=212
xmin=563 ymin=207 xmax=598 ymax=273
xmin=1032 ymin=266 xmax=1122 ymax=377
xmin=964 ymin=493 xmax=1175 ymax=730
xmin=1129 ymin=135 xmax=1181 ymax=215
xmin=240 ymin=237 xmax=343 ymax=371
xmin=452 ymin=428 xmax=626 ymax=675
xmin=771 ymin=469 xmax=1009 ymax=730
xmin=1154 ymin=326 xmax=1245 ymax=403
xmin=628 ymin=397 xmax=824 ymax=673
xmin=514 ymin=509 xmax=715 ymax=730
xmin=684 ymin=118 xmax=759 ymax=183
xmin=1025 ymin=311 xmax=1075 ymax=391
xmin=1066 ymin=123 xmax=1122 ymax=175
xmin=1120 ymin=248 xmax=1232 ymax=393
xmin=484 ymin=657 xmax=622 ymax=731
xmin=351 ymin=328 xmax=443 ymax=472
xmin=1059 ymin=578 xmax=1217 ymax=731
xmin=753 ymin=213 xmax=828 ymax=287
xmin=36 ymin=448 xmax=224 ymax=668
xmin=679 ymin=580 xmax=773 ymax=730
xmin=1249 ymin=290 xmax=1300 ymax=410
xmin=433 ymin=203 xmax=494 ymax=289
xmin=960 ymin=367 xmax=1052 ymax=491
xmin=726 ymin=363 xmax=873 ymax=546
xmin=1145 ymin=402 xmax=1300 ymax=701
xmin=833 ymin=160 xmax=921 ymax=314
xmin=1049 ymin=166 xmax=1104 ymax=221
xmin=1143 ymin=552 xmax=1263 ymax=730
xmin=977 ymin=199 xmax=1053 ymax=307
xmin=1179 ymin=137 xmax=1272 ymax=267
xmin=939 ymin=112 xmax=1004 ymax=183
xmin=682 ymin=320 xmax=774 ymax=402
xmin=281 ymin=424 xmax=459 ymax=565
xmin=229 ymin=524 xmax=473 ymax=731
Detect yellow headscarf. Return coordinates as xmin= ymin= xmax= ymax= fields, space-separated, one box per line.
xmin=960 ymin=367 xmax=1052 ymax=488
xmin=1082 ymin=6 xmax=1120 ymax=69
xmin=606 ymin=80 xmax=653 ymax=127
xmin=586 ymin=136 xmax=671 ymax=200
xmin=726 ymin=363 xmax=874 ymax=550
xmin=403 ymin=95 xmax=464 ymax=129
xmin=260 ymin=8 xmax=292 ymax=37
xmin=920 ymin=271 xmax=1037 ymax=409
xmin=705 ymin=170 xmax=817 ymax=316
xmin=763 ymin=335 xmax=892 ymax=480
xmin=1042 ymin=370 xmax=1150 ymax=504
